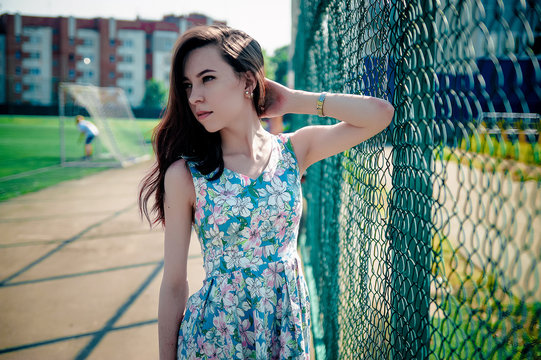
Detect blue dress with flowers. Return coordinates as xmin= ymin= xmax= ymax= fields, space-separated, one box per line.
xmin=177 ymin=133 xmax=311 ymax=359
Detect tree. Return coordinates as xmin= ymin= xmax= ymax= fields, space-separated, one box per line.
xmin=270 ymin=45 xmax=289 ymax=86
xmin=263 ymin=48 xmax=277 ymax=80
xmin=142 ymin=78 xmax=167 ymax=108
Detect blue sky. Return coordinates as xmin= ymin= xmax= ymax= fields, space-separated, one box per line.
xmin=1 ymin=0 xmax=292 ymax=54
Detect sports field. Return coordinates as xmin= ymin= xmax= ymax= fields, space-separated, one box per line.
xmin=0 ymin=115 xmax=158 ymax=201
xmin=0 ymin=114 xmax=208 ymax=358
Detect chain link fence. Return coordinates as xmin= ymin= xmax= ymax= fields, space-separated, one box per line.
xmin=293 ymin=0 xmax=540 ymax=358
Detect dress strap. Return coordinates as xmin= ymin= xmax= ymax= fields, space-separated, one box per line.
xmin=277 ymin=133 xmax=297 ymax=158
xmin=276 ymin=133 xmax=301 ymax=181
xmin=183 ymin=157 xmax=222 ymax=182
xmin=277 ymin=132 xmax=290 ymax=144
xmin=182 ymin=158 xmax=199 ymax=178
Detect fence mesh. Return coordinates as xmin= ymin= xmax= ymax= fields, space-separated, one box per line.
xmin=293 ymin=0 xmax=540 ymax=358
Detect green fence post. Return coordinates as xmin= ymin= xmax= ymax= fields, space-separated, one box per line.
xmin=388 ymin=0 xmax=435 ymax=358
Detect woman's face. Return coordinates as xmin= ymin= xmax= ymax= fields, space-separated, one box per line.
xmin=182 ymin=45 xmax=250 ymax=133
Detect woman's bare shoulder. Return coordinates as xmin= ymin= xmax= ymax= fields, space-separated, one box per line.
xmin=165 ymin=158 xmax=191 ymax=178
xmin=164 ymin=159 xmax=195 ymax=203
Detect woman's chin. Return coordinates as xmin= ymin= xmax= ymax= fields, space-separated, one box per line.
xmin=202 ymin=125 xmax=222 ymax=134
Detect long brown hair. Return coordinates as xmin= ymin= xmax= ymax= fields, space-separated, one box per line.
xmin=138 ymin=25 xmax=267 ymax=226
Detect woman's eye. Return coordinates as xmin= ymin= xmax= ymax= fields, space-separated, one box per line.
xmin=182 ymin=83 xmax=192 ymax=89
xmin=202 ymin=76 xmax=215 ymax=82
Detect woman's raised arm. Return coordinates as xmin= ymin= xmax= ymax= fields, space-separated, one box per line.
xmin=262 ymin=79 xmax=394 ymax=175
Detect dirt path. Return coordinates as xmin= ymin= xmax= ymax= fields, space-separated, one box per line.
xmin=0 ymin=161 xmax=205 ymax=359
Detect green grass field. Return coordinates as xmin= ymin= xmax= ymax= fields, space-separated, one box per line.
xmin=436 ymin=131 xmax=540 ymax=182
xmin=0 ymin=115 xmax=158 ymax=201
xmin=460 ymin=130 xmax=540 ymax=165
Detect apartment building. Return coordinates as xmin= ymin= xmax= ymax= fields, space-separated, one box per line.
xmin=0 ymin=13 xmax=225 ymax=107
xmin=0 ymin=32 xmax=6 ymax=103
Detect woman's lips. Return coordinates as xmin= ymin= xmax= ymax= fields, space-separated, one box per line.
xmin=197 ymin=111 xmax=212 ymax=120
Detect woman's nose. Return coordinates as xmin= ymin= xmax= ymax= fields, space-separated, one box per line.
xmin=188 ymin=87 xmax=203 ymax=105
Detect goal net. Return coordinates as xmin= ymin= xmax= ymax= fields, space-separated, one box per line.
xmin=59 ymin=83 xmax=150 ymax=167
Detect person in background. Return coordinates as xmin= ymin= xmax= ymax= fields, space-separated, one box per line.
xmin=75 ymin=115 xmax=99 ymax=160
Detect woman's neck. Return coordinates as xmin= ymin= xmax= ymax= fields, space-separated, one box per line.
xmin=220 ymin=115 xmax=269 ymax=159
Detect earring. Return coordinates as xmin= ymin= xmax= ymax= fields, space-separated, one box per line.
xmin=245 ymin=90 xmax=254 ymax=99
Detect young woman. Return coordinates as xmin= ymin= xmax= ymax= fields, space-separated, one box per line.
xmin=139 ymin=25 xmax=394 ymax=360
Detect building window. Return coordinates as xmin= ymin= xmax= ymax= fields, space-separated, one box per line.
xmin=123 ymin=39 xmax=133 ymax=48
xmin=83 ymin=38 xmax=93 ymax=46
xmin=109 ymin=71 xmax=115 ymax=79
xmin=127 ymin=87 xmax=133 ymax=94
xmin=123 ymin=72 xmax=132 ymax=79
xmin=29 ymin=52 xmax=40 ymax=59
xmin=29 ymin=68 xmax=41 ymax=75
xmin=15 ymin=67 xmax=21 ymax=76
xmin=69 ymin=69 xmax=75 ymax=79
xmin=29 ymin=36 xmax=40 ymax=44
xmin=69 ymin=38 xmax=74 ymax=46
xmin=109 ymin=55 xmax=115 ymax=63
xmin=15 ymin=83 xmax=22 ymax=93
xmin=69 ymin=53 xmax=75 ymax=61
xmin=110 ymin=39 xmax=116 ymax=46
xmin=155 ymin=37 xmax=174 ymax=52
xmin=15 ymin=35 xmax=21 ymax=43
xmin=123 ymin=55 xmax=133 ymax=63
xmin=87 ymin=70 xmax=94 ymax=77
xmin=15 ymin=51 xmax=21 ymax=59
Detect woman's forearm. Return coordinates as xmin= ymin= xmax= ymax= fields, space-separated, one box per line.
xmin=287 ymin=90 xmax=394 ymax=130
xmin=158 ymin=280 xmax=189 ymax=360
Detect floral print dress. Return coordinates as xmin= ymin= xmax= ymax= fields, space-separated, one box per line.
xmin=177 ymin=134 xmax=311 ymax=359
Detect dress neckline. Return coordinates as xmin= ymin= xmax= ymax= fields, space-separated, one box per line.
xmin=223 ymin=135 xmax=277 ymax=182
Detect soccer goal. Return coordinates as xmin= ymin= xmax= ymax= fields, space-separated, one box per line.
xmin=58 ymin=83 xmax=151 ymax=167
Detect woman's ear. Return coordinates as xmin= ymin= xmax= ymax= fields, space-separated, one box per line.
xmin=243 ymin=71 xmax=257 ymax=93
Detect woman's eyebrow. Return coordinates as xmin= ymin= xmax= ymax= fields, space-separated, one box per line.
xmin=182 ymin=69 xmax=216 ymax=81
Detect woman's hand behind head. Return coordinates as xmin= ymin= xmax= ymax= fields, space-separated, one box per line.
xmin=260 ymin=78 xmax=293 ymax=119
